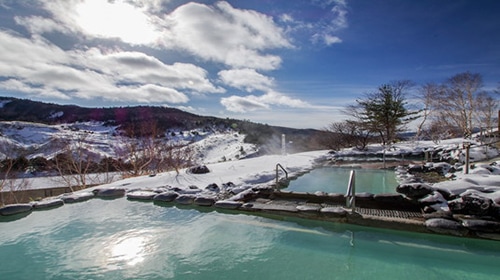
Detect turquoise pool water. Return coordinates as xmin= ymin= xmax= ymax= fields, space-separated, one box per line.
xmin=1 ymin=198 xmax=499 ymax=280
xmin=286 ymin=167 xmax=399 ymax=194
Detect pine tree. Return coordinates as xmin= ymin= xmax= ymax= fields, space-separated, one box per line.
xmin=355 ymin=81 xmax=419 ymax=145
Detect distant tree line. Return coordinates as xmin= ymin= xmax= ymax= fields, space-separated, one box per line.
xmin=321 ymin=72 xmax=499 ymax=150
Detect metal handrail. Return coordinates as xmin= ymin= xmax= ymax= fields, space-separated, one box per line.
xmin=275 ymin=163 xmax=288 ymax=186
xmin=345 ymin=170 xmax=356 ymax=212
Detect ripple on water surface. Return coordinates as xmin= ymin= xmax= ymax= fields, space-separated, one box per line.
xmin=0 ymin=197 xmax=499 ymax=280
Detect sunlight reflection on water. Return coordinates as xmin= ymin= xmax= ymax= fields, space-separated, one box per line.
xmin=1 ymin=196 xmax=500 ymax=279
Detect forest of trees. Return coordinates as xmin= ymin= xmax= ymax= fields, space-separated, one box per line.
xmin=321 ymin=72 xmax=499 ymax=150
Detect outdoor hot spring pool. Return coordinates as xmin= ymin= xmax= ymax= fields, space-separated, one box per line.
xmin=285 ymin=167 xmax=399 ymax=194
xmin=1 ymin=198 xmax=499 ymax=279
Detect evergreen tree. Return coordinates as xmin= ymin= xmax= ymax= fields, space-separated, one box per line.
xmin=355 ymin=81 xmax=419 ymax=145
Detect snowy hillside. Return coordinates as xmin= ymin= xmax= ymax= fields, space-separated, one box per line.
xmin=0 ymin=121 xmax=258 ymax=164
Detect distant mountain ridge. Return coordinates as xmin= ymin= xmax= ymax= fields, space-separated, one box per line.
xmin=0 ymin=96 xmax=325 ymax=153
xmin=0 ymin=96 xmax=211 ymax=130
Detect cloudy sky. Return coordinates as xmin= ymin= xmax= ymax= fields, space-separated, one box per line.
xmin=0 ymin=0 xmax=499 ymax=129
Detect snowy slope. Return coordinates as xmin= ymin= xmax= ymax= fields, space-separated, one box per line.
xmin=0 ymin=121 xmax=258 ymax=163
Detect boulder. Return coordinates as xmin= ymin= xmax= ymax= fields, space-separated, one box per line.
xmin=0 ymin=204 xmax=33 ymax=216
xmin=32 ymin=199 xmax=64 ymax=210
xmin=419 ymin=191 xmax=446 ymax=206
xmin=60 ymin=192 xmax=95 ymax=203
xmin=188 ymin=165 xmax=210 ymax=174
xmin=194 ymin=196 xmax=216 ymax=206
xmin=205 ymin=183 xmax=220 ymax=192
xmin=93 ymin=188 xmax=126 ymax=198
xmin=460 ymin=192 xmax=493 ymax=216
xmin=408 ymin=164 xmax=426 ymax=173
xmin=214 ymin=200 xmax=243 ymax=209
xmin=178 ymin=187 xmax=202 ymax=195
xmin=461 ymin=219 xmax=500 ymax=233
xmin=126 ymin=190 xmax=157 ymax=200
xmin=175 ymin=194 xmax=196 ymax=205
xmin=425 ymin=218 xmax=468 ymax=236
xmin=153 ymin=191 xmax=179 ymax=202
xmin=222 ymin=182 xmax=237 ymax=190
xmin=396 ymin=183 xmax=433 ymax=199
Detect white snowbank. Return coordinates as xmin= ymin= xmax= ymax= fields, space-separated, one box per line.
xmin=90 ymin=150 xmax=328 ymax=192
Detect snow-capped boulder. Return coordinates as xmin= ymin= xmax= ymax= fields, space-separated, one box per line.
xmin=60 ymin=192 xmax=95 ymax=203
xmin=93 ymin=188 xmax=126 ymax=198
xmin=32 ymin=198 xmax=64 ymax=209
xmin=461 ymin=219 xmax=500 ymax=233
xmin=396 ymin=183 xmax=433 ymax=198
xmin=153 ymin=191 xmax=178 ymax=202
xmin=175 ymin=194 xmax=196 ymax=205
xmin=194 ymin=196 xmax=216 ymax=206
xmin=455 ymin=192 xmax=494 ymax=216
xmin=214 ymin=200 xmax=243 ymax=209
xmin=425 ymin=218 xmax=468 ymax=236
xmin=188 ymin=165 xmax=210 ymax=174
xmin=126 ymin=190 xmax=157 ymax=200
xmin=419 ymin=191 xmax=446 ymax=206
xmin=205 ymin=183 xmax=219 ymax=192
xmin=0 ymin=203 xmax=33 ymax=216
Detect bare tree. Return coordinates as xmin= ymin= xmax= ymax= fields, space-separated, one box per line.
xmin=322 ymin=120 xmax=374 ymax=150
xmin=433 ymin=72 xmax=483 ymax=138
xmin=414 ymin=83 xmax=444 ymax=140
xmin=53 ymin=131 xmax=97 ymax=191
xmin=475 ymin=92 xmax=499 ymax=137
xmin=115 ymin=122 xmax=160 ymax=177
xmin=0 ymin=147 xmax=31 ymax=205
xmin=159 ymin=142 xmax=195 ymax=174
xmin=115 ymin=122 xmax=195 ymax=177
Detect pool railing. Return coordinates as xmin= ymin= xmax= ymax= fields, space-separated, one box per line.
xmin=275 ymin=163 xmax=288 ymax=186
xmin=345 ymin=170 xmax=356 ymax=212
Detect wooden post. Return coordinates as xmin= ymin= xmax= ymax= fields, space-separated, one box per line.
xmin=463 ymin=141 xmax=471 ymax=174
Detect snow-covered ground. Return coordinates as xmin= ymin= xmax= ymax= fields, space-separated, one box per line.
xmin=0 ymin=121 xmax=258 ymax=162
xmin=2 ymin=120 xmax=500 ymax=206
xmin=89 ymin=150 xmax=327 ymax=193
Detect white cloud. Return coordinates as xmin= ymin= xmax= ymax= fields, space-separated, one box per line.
xmin=0 ymin=0 xmax=349 ymax=118
xmin=16 ymin=1 xmax=293 ymax=69
xmin=282 ymin=0 xmax=348 ymax=47
xmin=313 ymin=34 xmax=343 ymax=46
xmin=158 ymin=1 xmax=292 ymax=70
xmin=220 ymin=95 xmax=270 ymax=113
xmin=20 ymin=0 xmax=161 ymax=45
xmin=73 ymin=0 xmax=160 ymax=45
xmin=14 ymin=16 xmax=72 ymax=35
xmin=311 ymin=0 xmax=348 ymax=45
xmin=220 ymin=91 xmax=311 ymax=113
xmin=0 ymin=30 xmax=219 ymax=104
xmin=218 ymin=69 xmax=274 ymax=92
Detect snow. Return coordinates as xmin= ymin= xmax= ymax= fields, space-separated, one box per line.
xmin=2 ymin=119 xmax=500 ymax=206
xmin=92 ymin=150 xmax=327 ymax=192
xmin=0 ymin=121 xmax=258 ymax=161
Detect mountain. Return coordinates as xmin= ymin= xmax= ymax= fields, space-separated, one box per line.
xmin=0 ymin=96 xmax=217 ymax=131
xmin=0 ymin=96 xmax=326 ymax=160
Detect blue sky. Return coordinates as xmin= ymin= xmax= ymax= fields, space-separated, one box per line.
xmin=0 ymin=0 xmax=499 ymax=129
